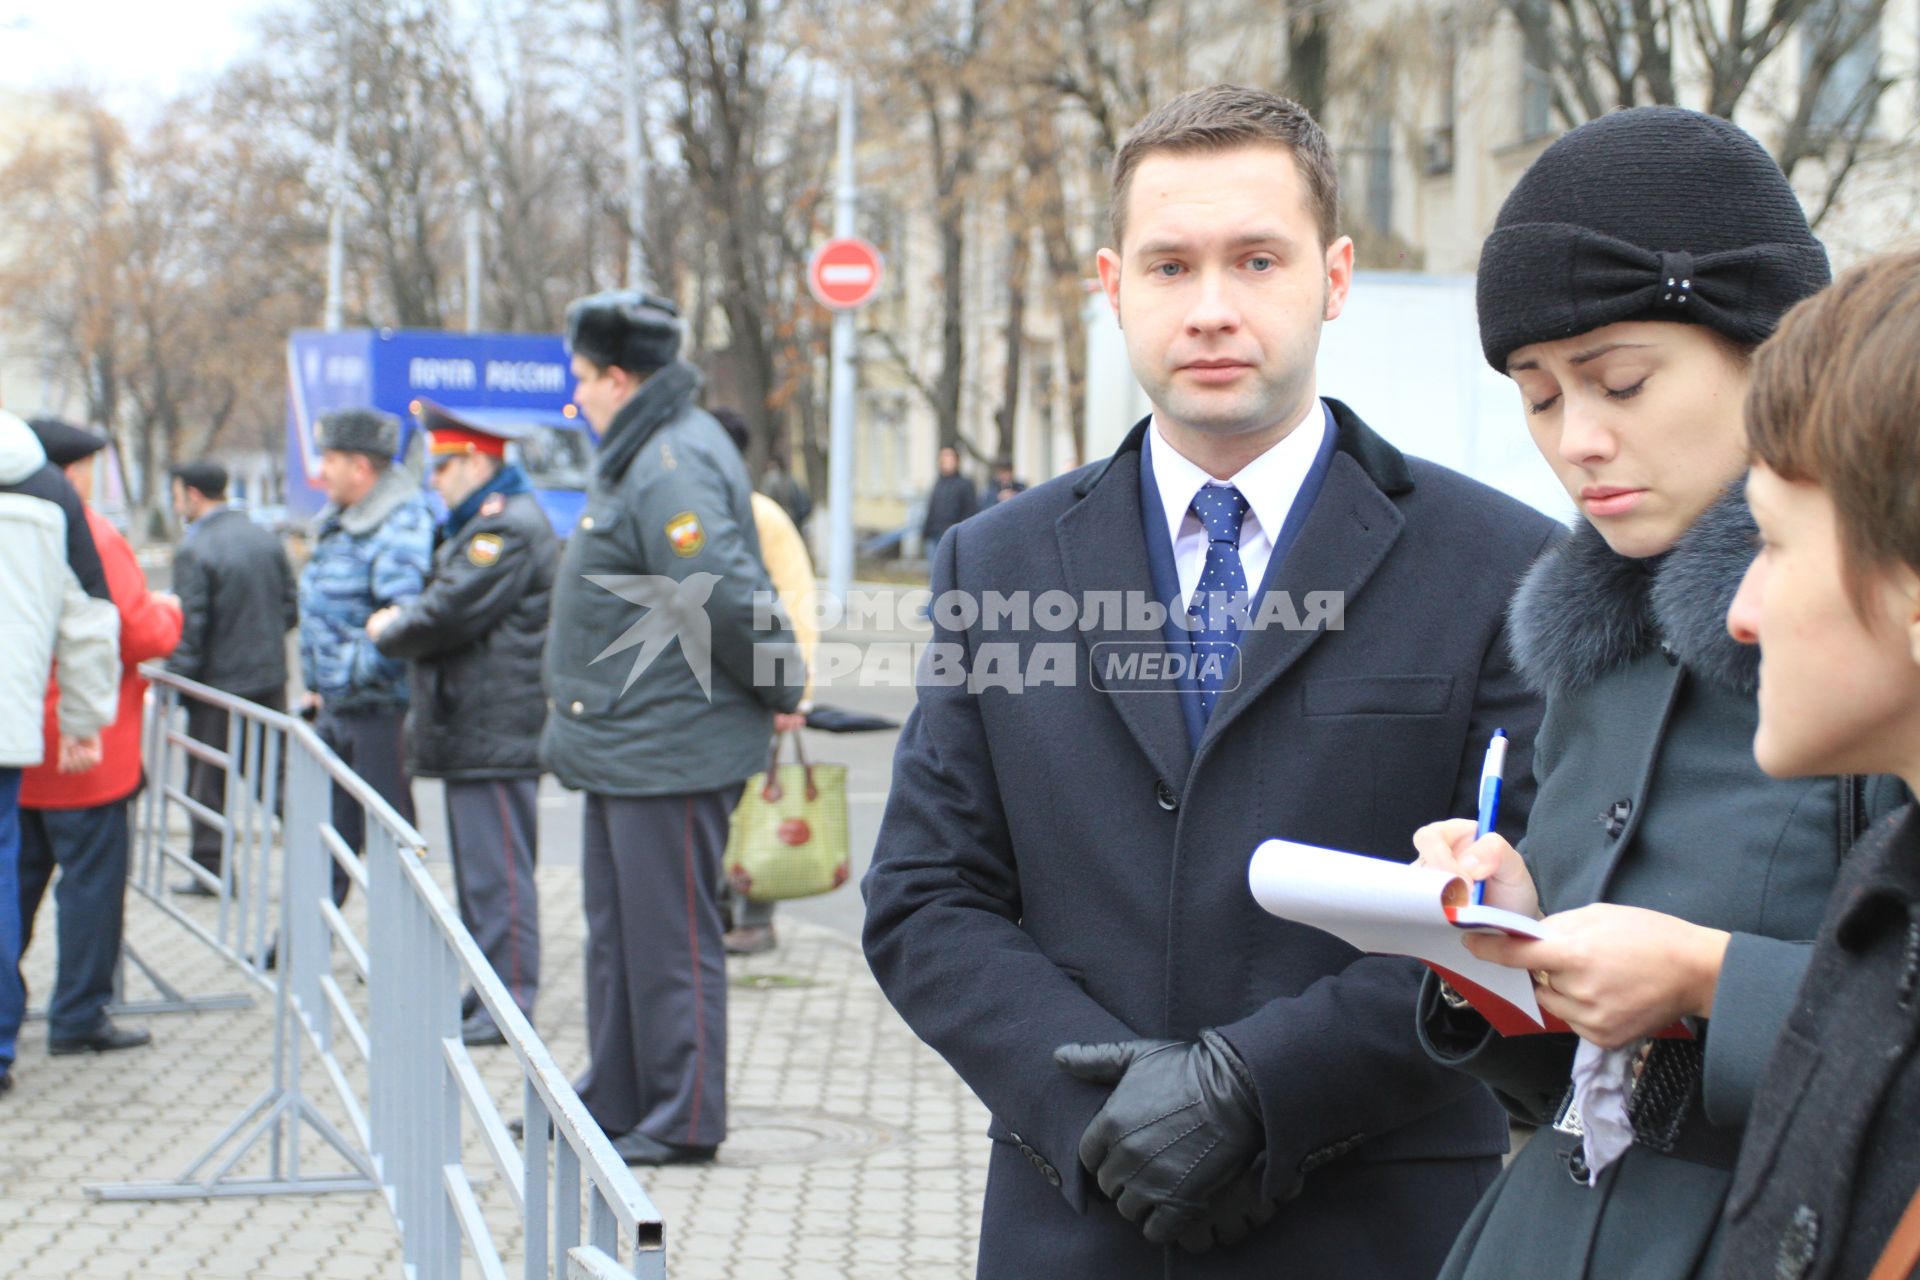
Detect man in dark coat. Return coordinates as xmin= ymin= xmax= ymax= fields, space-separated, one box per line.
xmin=167 ymin=459 xmax=298 ymax=892
xmin=543 ymin=290 xmax=802 ymax=1165
xmin=863 ymin=85 xmax=1560 ymax=1278
xmin=371 ymin=405 xmax=558 ymax=1046
xmin=921 ymin=445 xmax=977 ymax=549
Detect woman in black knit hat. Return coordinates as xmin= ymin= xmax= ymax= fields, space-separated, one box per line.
xmin=1406 ymin=106 xmax=1903 ymax=1279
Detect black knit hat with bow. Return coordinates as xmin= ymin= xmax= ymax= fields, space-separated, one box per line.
xmin=1476 ymin=106 xmax=1829 ymax=372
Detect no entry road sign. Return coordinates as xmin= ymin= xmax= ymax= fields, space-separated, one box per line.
xmin=808 ymin=238 xmax=885 ymax=310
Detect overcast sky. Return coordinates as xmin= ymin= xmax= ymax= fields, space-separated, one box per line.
xmin=3 ymin=0 xmax=270 ymax=110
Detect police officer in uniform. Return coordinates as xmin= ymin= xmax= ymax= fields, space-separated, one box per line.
xmin=370 ymin=405 xmax=558 ymax=1046
xmin=543 ymin=291 xmax=801 ymax=1165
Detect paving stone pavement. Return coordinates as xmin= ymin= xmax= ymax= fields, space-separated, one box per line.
xmin=0 ymin=860 xmax=989 ymax=1279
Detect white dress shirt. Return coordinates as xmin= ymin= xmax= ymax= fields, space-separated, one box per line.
xmin=1147 ymin=401 xmax=1329 ymax=606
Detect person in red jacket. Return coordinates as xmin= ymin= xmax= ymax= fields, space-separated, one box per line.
xmin=17 ymin=420 xmax=181 ymax=1056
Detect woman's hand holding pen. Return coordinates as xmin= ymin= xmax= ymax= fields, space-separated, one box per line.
xmin=1465 ymin=906 xmax=1732 ymax=1049
xmin=1411 ymin=818 xmax=1541 ymax=919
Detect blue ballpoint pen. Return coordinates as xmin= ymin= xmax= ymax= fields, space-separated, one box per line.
xmin=1471 ymin=730 xmax=1508 ymax=906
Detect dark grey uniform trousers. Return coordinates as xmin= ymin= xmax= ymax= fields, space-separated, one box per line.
xmin=444 ymin=778 xmax=540 ymax=1025
xmin=317 ymin=707 xmax=413 ymax=906
xmin=576 ymin=788 xmax=734 ymax=1147
xmin=16 ymin=801 xmax=128 ymax=1039
xmin=186 ymin=687 xmax=286 ymax=872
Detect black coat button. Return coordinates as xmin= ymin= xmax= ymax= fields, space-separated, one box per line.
xmin=1602 ymin=799 xmax=1633 ymax=839
xmin=1776 ymin=1205 xmax=1819 ymax=1279
xmin=1155 ymin=780 xmax=1179 ymax=811
xmin=1659 ymin=641 xmax=1679 ymax=667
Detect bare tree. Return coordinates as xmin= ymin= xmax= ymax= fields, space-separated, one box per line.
xmin=1501 ymin=0 xmax=1900 ymax=224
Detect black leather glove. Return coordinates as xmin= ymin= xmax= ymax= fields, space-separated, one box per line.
xmin=1172 ymin=1163 xmax=1279 ymax=1254
xmin=1054 ymin=1031 xmax=1268 ymax=1246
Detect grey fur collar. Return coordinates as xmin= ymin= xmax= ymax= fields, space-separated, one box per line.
xmin=325 ymin=465 xmax=421 ymax=537
xmin=1509 ymin=483 xmax=1760 ymax=695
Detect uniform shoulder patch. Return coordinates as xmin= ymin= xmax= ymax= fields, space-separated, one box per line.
xmin=665 ymin=511 xmax=706 ymax=557
xmin=467 ymin=533 xmax=504 ymax=567
xmin=479 ymin=494 xmax=506 ymax=518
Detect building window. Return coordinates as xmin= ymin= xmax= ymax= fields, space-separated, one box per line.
xmin=1425 ymin=15 xmax=1458 ymax=176
xmin=1518 ymin=0 xmax=1554 ymax=142
xmin=1366 ymin=110 xmax=1395 ymax=235
xmin=1805 ymin=0 xmax=1882 ymax=134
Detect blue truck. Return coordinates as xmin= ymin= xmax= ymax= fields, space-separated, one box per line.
xmin=286 ymin=328 xmax=594 ymax=535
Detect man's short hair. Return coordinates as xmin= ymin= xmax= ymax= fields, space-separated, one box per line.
xmin=170 ymin=460 xmax=228 ymax=499
xmin=711 ymin=406 xmax=751 ymax=456
xmin=1747 ymin=249 xmax=1920 ymax=612
xmin=1110 ymin=84 xmax=1339 ymax=251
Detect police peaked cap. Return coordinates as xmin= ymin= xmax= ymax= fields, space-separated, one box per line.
xmin=315 ymin=408 xmax=402 ymax=458
xmin=564 ymin=290 xmax=683 ymax=373
xmin=27 ymin=417 xmax=108 ymax=467
xmin=418 ymin=401 xmax=526 ymax=457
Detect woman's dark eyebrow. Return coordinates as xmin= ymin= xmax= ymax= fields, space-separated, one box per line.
xmin=1570 ymin=341 xmax=1651 ymax=366
xmin=1508 ymin=341 xmax=1653 ymax=374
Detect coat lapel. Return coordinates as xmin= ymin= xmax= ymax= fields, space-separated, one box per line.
xmin=1056 ymin=425 xmax=1194 ymax=787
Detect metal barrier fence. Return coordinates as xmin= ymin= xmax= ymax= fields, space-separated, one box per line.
xmin=93 ymin=669 xmax=668 ymax=1279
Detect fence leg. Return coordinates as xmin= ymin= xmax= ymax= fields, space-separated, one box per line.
xmin=88 ymin=747 xmax=376 ymax=1202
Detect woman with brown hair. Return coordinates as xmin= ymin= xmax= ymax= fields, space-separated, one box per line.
xmin=1713 ymin=250 xmax=1920 ymax=1280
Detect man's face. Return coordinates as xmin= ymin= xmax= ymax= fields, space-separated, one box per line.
xmin=318 ymin=449 xmax=376 ymax=507
xmin=63 ymin=456 xmax=95 ymax=503
xmin=938 ymin=447 xmax=959 ymax=476
xmin=171 ymin=479 xmax=189 ymax=521
xmin=571 ymin=356 xmax=635 ymax=434
xmin=1096 ymin=145 xmax=1352 ymax=443
xmin=430 ymin=451 xmax=488 ymax=508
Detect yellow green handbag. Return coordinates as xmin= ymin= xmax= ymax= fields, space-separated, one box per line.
xmin=725 ymin=731 xmax=851 ymax=902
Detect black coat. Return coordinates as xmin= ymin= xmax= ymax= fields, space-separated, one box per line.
xmin=1715 ymin=804 xmax=1920 ymax=1280
xmin=922 ymin=472 xmax=978 ymax=546
xmin=167 ymin=506 xmax=296 ymax=697
xmin=375 ymin=487 xmax=557 ymax=779
xmin=863 ymin=403 xmax=1562 ymax=1278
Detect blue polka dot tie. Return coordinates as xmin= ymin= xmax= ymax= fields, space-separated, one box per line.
xmin=1187 ymin=483 xmax=1250 ymax=721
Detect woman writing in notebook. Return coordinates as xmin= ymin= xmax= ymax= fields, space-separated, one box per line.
xmin=1407 ymin=107 xmax=1900 ymax=1280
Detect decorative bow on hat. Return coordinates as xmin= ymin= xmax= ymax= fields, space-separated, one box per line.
xmin=1476 ymin=221 xmax=1832 ymax=371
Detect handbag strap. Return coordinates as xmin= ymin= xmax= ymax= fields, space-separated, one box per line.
xmin=1868 ymin=1181 xmax=1920 ymax=1280
xmin=759 ymin=729 xmax=818 ymax=803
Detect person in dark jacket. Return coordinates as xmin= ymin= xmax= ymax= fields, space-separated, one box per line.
xmin=921 ymin=445 xmax=977 ymax=550
xmin=371 ymin=405 xmax=558 ymax=1046
xmin=1712 ymin=253 xmax=1920 ymax=1280
xmin=1408 ymin=108 xmax=1892 ymax=1280
xmin=544 ymin=290 xmax=801 ymax=1165
xmin=979 ymin=459 xmax=1027 ymax=509
xmin=167 ymin=460 xmax=297 ymax=892
xmin=864 ymin=86 xmax=1557 ymax=1279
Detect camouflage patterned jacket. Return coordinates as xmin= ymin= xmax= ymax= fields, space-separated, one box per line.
xmin=298 ymin=466 xmax=434 ymax=714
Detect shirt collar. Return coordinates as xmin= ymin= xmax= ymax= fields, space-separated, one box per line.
xmin=1146 ymin=399 xmax=1328 ymax=543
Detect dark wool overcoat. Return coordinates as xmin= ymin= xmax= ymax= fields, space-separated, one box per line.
xmin=865 ymin=402 xmax=1562 ymax=1278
